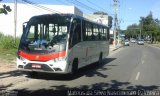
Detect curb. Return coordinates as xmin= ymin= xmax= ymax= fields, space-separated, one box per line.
xmin=109 ymin=45 xmax=122 ymax=55
xmin=111 ymin=46 xmax=122 ymax=51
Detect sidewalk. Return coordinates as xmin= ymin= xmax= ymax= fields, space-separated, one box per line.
xmin=109 ymin=44 xmax=122 ymax=54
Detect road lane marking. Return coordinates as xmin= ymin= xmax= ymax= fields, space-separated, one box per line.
xmin=135 ymin=72 xmax=140 ymax=80
xmin=142 ymin=60 xmax=144 ymax=64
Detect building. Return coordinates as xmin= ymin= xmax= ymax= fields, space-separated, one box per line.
xmin=0 ymin=3 xmax=83 ymax=36
xmin=83 ymin=13 xmax=112 ymax=28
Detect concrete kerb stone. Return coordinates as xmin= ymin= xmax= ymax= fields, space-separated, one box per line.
xmin=109 ymin=44 xmax=122 ymax=54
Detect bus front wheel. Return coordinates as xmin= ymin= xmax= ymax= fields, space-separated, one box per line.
xmin=70 ymin=59 xmax=78 ymax=76
xmin=98 ymin=53 xmax=103 ymax=65
xmin=26 ymin=71 xmax=38 ymax=77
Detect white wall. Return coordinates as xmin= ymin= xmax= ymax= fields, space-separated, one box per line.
xmin=0 ymin=3 xmax=83 ymax=37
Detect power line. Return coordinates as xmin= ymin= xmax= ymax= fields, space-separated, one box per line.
xmin=86 ymin=0 xmax=112 ymax=16
xmin=21 ymin=0 xmax=61 ymax=13
xmin=86 ymin=0 xmax=106 ymax=12
xmin=75 ymin=0 xmax=99 ymax=12
xmin=66 ymin=0 xmax=98 ymax=13
xmin=19 ymin=0 xmax=45 ymax=11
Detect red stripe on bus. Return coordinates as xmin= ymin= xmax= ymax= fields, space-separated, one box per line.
xmin=18 ymin=50 xmax=66 ymax=62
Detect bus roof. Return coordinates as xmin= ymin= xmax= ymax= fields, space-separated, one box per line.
xmin=30 ymin=13 xmax=108 ymax=28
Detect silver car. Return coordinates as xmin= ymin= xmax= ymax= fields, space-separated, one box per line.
xmin=130 ymin=38 xmax=136 ymax=43
xmin=137 ymin=39 xmax=144 ymax=45
xmin=124 ymin=40 xmax=129 ymax=46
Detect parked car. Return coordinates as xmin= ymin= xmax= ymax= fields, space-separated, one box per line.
xmin=130 ymin=38 xmax=136 ymax=43
xmin=124 ymin=39 xmax=129 ymax=46
xmin=137 ymin=39 xmax=144 ymax=45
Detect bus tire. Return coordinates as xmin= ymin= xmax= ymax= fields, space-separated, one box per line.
xmin=98 ymin=53 xmax=103 ymax=65
xmin=27 ymin=71 xmax=38 ymax=77
xmin=70 ymin=59 xmax=78 ymax=76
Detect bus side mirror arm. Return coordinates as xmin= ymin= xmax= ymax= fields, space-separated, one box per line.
xmin=23 ymin=22 xmax=28 ymax=33
xmin=23 ymin=25 xmax=25 ymax=32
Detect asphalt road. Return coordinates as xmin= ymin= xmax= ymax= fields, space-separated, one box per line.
xmin=2 ymin=43 xmax=160 ymax=95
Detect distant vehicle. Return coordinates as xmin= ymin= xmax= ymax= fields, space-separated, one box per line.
xmin=137 ymin=39 xmax=144 ymax=45
xmin=17 ymin=14 xmax=110 ymax=76
xmin=124 ymin=39 xmax=129 ymax=46
xmin=130 ymin=38 xmax=136 ymax=43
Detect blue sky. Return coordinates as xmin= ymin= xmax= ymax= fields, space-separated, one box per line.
xmin=120 ymin=0 xmax=160 ymax=30
xmin=1 ymin=0 xmax=160 ymax=30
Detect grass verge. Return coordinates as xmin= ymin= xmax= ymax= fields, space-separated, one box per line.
xmin=0 ymin=47 xmax=17 ymax=63
xmin=0 ymin=33 xmax=20 ymax=63
xmin=145 ymin=43 xmax=160 ymax=48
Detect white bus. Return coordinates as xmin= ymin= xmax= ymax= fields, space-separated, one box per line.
xmin=17 ymin=14 xmax=110 ymax=76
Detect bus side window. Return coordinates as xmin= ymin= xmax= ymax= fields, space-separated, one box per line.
xmin=107 ymin=28 xmax=110 ymax=40
xmin=73 ymin=24 xmax=81 ymax=43
xmin=104 ymin=28 xmax=107 ymax=40
xmin=70 ymin=19 xmax=81 ymax=48
xmin=82 ymin=21 xmax=87 ymax=41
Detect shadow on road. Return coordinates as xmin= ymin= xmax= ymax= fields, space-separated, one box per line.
xmin=25 ymin=58 xmax=116 ymax=81
xmin=12 ymin=80 xmax=159 ymax=96
xmin=0 ymin=70 xmax=24 ymax=79
xmin=0 ymin=70 xmax=24 ymax=90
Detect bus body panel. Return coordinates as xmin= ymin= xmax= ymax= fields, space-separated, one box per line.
xmin=67 ymin=41 xmax=109 ymax=69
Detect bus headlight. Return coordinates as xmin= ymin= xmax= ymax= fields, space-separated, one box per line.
xmin=53 ymin=58 xmax=58 ymax=62
xmin=53 ymin=57 xmax=66 ymax=62
xmin=58 ymin=57 xmax=66 ymax=61
xmin=18 ymin=55 xmax=25 ymax=61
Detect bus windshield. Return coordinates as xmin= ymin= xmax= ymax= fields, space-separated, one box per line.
xmin=20 ymin=15 xmax=71 ymax=54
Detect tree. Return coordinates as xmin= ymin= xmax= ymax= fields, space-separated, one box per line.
xmin=154 ymin=19 xmax=160 ymax=42
xmin=125 ymin=24 xmax=139 ymax=39
xmin=0 ymin=0 xmax=12 ymax=15
xmin=126 ymin=12 xmax=160 ymax=43
xmin=140 ymin=12 xmax=160 ymax=43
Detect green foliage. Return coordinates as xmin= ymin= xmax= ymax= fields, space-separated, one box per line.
xmin=125 ymin=24 xmax=140 ymax=38
xmin=126 ymin=11 xmax=160 ymax=42
xmin=143 ymin=12 xmax=160 ymax=42
xmin=0 ymin=0 xmax=12 ymax=15
xmin=0 ymin=33 xmax=20 ymax=49
xmin=0 ymin=33 xmax=20 ymax=62
xmin=140 ymin=12 xmax=157 ymax=33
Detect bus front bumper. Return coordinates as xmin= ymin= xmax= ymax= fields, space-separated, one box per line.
xmin=17 ymin=58 xmax=70 ymax=74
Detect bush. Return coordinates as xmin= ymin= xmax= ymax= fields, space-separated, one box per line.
xmin=0 ymin=32 xmax=4 ymax=38
xmin=158 ymin=36 xmax=160 ymax=42
xmin=0 ymin=33 xmax=20 ymax=49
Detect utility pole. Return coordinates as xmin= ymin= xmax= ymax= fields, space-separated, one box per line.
xmin=113 ymin=0 xmax=119 ymax=48
xmin=117 ymin=20 xmax=120 ymax=44
xmin=14 ymin=0 xmax=17 ymax=43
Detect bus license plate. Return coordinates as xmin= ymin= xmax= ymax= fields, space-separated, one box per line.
xmin=32 ymin=64 xmax=41 ymax=68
